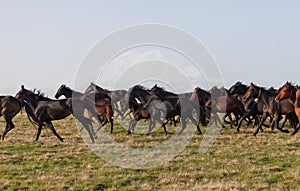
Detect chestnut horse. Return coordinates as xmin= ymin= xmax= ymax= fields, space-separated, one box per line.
xmin=292 ymin=87 xmax=300 ymax=134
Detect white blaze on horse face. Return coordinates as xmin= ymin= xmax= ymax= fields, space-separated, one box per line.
xmin=135 ymin=98 xmax=141 ymax=104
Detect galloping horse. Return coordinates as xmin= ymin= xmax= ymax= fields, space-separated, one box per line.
xmin=16 ymin=85 xmax=97 ymax=142
xmin=292 ymin=87 xmax=300 ymax=134
xmin=190 ymin=87 xmax=211 ymax=126
xmin=0 ymin=96 xmax=37 ymax=141
xmin=243 ymin=83 xmax=291 ymax=135
xmin=55 ymin=84 xmax=114 ymax=133
xmin=274 ymin=81 xmax=298 ymax=130
xmin=85 ymin=82 xmax=126 ymax=117
xmin=148 ymin=85 xmax=201 ymax=135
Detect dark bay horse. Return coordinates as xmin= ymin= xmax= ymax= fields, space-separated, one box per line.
xmin=190 ymin=87 xmax=211 ymax=126
xmin=55 ymin=84 xmax=114 ymax=133
xmin=243 ymin=83 xmax=291 ymax=135
xmin=16 ymin=85 xmax=97 ymax=142
xmin=120 ymin=85 xmax=159 ymax=134
xmin=85 ymin=82 xmax=127 ymax=117
xmin=228 ymin=81 xmax=248 ymax=96
xmin=0 ymin=96 xmax=37 ymax=141
xmin=149 ymin=85 xmax=201 ymax=135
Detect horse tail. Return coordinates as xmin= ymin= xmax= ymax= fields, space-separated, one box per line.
xmin=20 ymin=100 xmax=40 ymax=127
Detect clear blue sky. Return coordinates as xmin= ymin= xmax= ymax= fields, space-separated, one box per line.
xmin=0 ymin=1 xmax=299 ymax=96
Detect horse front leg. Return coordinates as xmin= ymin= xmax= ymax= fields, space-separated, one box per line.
xmin=254 ymin=113 xmax=267 ymax=136
xmin=128 ymin=120 xmax=137 ymax=135
xmin=274 ymin=114 xmax=289 ymax=133
xmin=147 ymin=118 xmax=156 ymax=136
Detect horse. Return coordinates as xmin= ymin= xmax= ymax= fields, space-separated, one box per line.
xmin=85 ymin=82 xmax=127 ymax=117
xmin=292 ymin=86 xmax=300 ymax=134
xmin=149 ymin=85 xmax=201 ymax=135
xmin=55 ymin=84 xmax=114 ymax=133
xmin=209 ymin=86 xmax=228 ymax=97
xmin=120 ymin=85 xmax=154 ymax=134
xmin=243 ymin=83 xmax=291 ymax=135
xmin=228 ymin=81 xmax=248 ymax=96
xmin=274 ymin=81 xmax=298 ymax=129
xmin=0 ymin=96 xmax=37 ymax=141
xmin=190 ymin=87 xmax=211 ymax=126
xmin=206 ymin=94 xmax=245 ymax=128
xmin=16 ymin=85 xmax=97 ymax=142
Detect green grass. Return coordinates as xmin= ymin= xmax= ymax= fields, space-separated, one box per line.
xmin=0 ymin=113 xmax=300 ymax=190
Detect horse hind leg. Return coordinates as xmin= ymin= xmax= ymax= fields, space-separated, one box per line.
xmin=1 ymin=118 xmax=15 ymax=141
xmin=46 ymin=122 xmax=64 ymax=142
xmin=292 ymin=123 xmax=300 ymax=135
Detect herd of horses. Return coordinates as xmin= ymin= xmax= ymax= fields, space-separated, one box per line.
xmin=1 ymin=81 xmax=300 ymax=142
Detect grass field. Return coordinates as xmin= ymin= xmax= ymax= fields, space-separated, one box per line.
xmin=0 ymin=113 xmax=300 ymax=191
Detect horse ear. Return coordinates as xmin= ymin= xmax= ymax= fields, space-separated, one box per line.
xmin=21 ymin=85 xmax=24 ymax=90
xmin=62 ymin=84 xmax=66 ymax=87
xmin=250 ymin=82 xmax=254 ymax=86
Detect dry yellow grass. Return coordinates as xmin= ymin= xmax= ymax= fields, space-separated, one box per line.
xmin=0 ymin=112 xmax=300 ymax=190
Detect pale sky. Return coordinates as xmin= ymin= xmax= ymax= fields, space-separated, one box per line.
xmin=0 ymin=1 xmax=299 ymax=96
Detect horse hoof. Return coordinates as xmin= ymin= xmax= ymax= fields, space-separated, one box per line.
xmin=253 ymin=133 xmax=257 ymax=136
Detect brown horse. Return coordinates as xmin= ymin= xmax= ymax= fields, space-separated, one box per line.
xmin=292 ymin=87 xmax=300 ymax=134
xmin=243 ymin=83 xmax=291 ymax=135
xmin=206 ymin=95 xmax=245 ymax=128
xmin=0 ymin=96 xmax=37 ymax=141
xmin=55 ymin=84 xmax=114 ymax=133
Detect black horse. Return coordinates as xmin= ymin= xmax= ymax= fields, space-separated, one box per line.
xmin=148 ymin=85 xmax=201 ymax=135
xmin=16 ymin=85 xmax=97 ymax=142
xmin=55 ymin=84 xmax=114 ymax=133
xmin=0 ymin=96 xmax=37 ymax=141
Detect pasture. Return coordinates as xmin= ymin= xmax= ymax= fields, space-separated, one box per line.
xmin=1 ymin=112 xmax=300 ymax=191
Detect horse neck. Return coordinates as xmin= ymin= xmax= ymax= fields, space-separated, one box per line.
xmin=259 ymin=89 xmax=274 ymax=106
xmin=26 ymin=94 xmax=49 ymax=108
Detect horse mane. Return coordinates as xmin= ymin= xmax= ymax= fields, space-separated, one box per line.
xmin=151 ymin=85 xmax=178 ymax=99
xmin=31 ymin=89 xmax=48 ymax=98
xmin=195 ymin=87 xmax=211 ymax=97
xmin=252 ymin=85 xmax=278 ymax=97
xmin=131 ymin=85 xmax=149 ymax=92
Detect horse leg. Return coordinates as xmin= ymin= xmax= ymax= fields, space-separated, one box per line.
xmin=274 ymin=114 xmax=289 ymax=133
xmin=1 ymin=118 xmax=15 ymax=141
xmin=254 ymin=113 xmax=267 ymax=136
xmin=292 ymin=123 xmax=300 ymax=135
xmin=157 ymin=118 xmax=168 ymax=135
xmin=46 ymin=122 xmax=64 ymax=142
xmin=76 ymin=116 xmax=95 ymax=143
xmin=128 ymin=120 xmax=137 ymax=134
xmin=177 ymin=116 xmax=187 ymax=135
xmin=236 ymin=113 xmax=250 ymax=133
xmin=35 ymin=124 xmax=43 ymax=142
xmin=188 ymin=114 xmax=202 ymax=134
xmin=147 ymin=118 xmax=156 ymax=136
